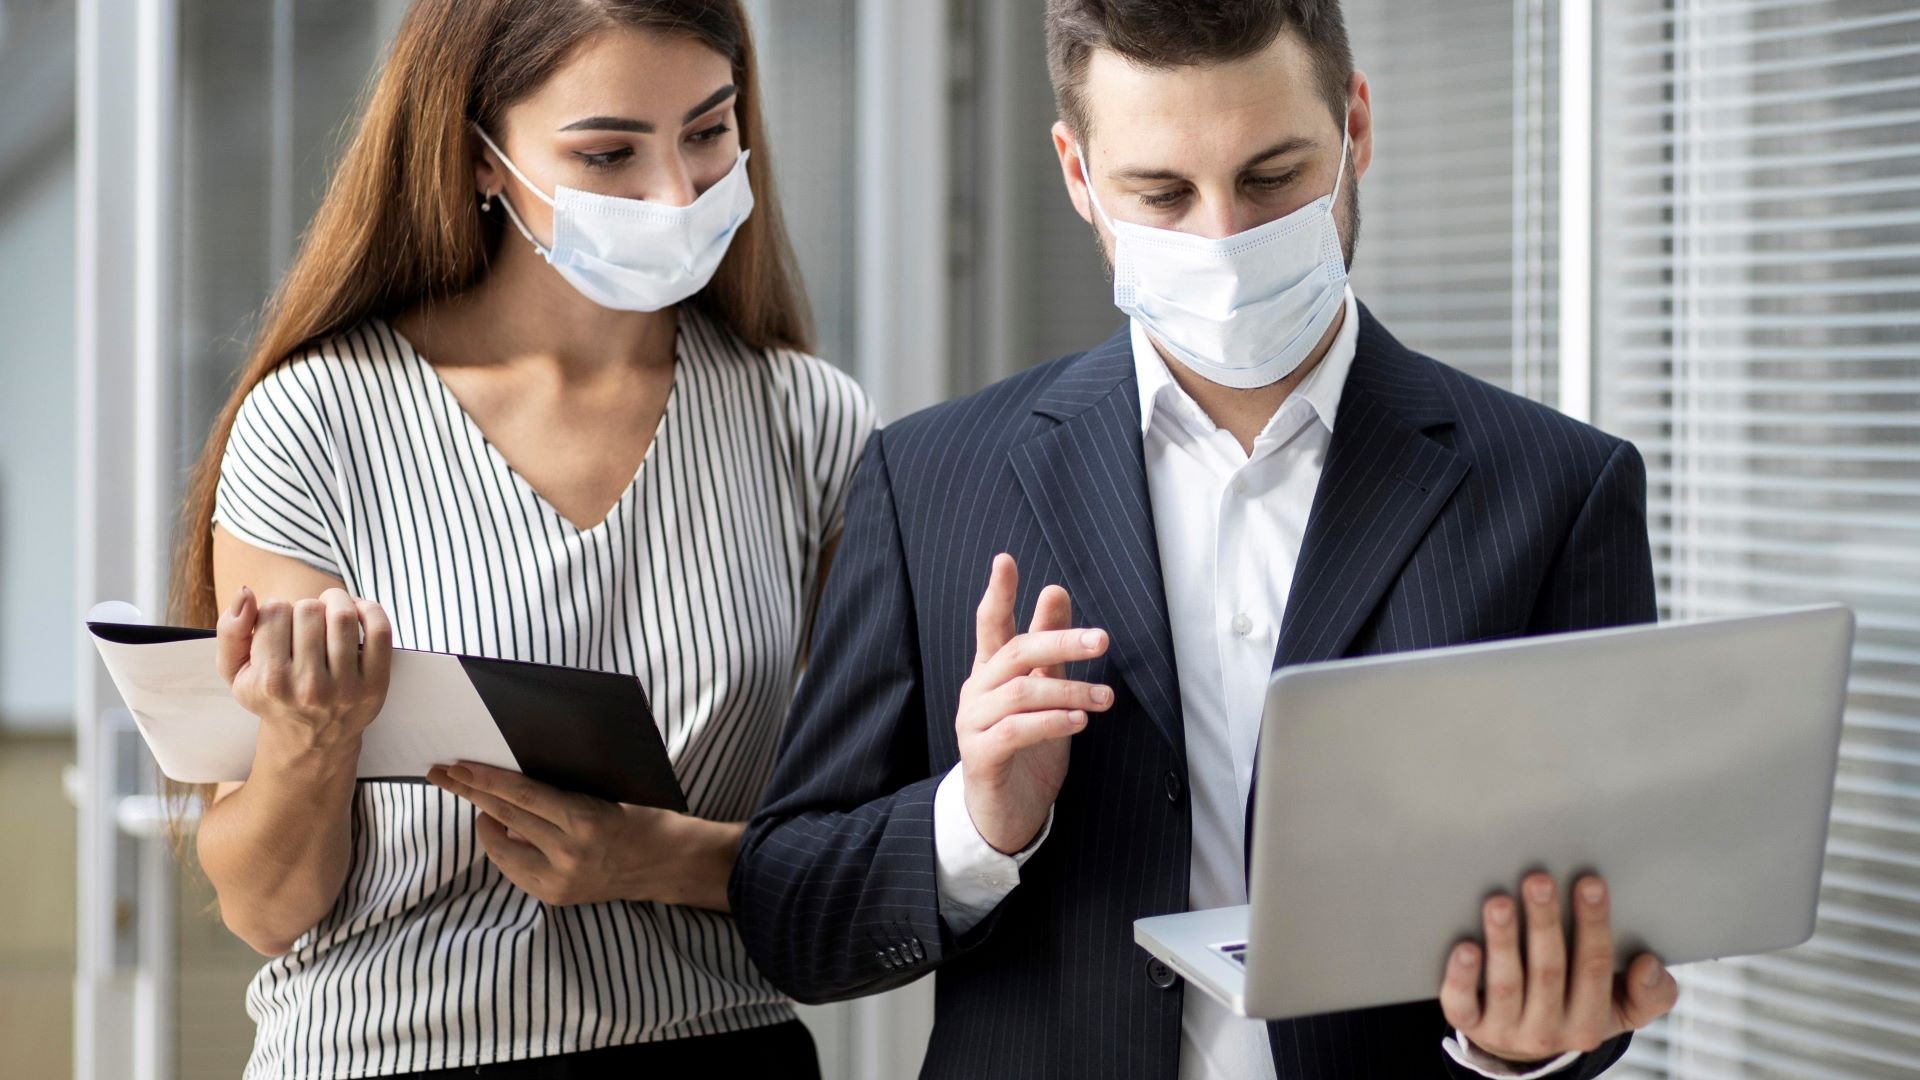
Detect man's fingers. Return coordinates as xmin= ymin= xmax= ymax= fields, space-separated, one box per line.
xmin=1439 ymin=941 xmax=1485 ymax=1031
xmin=322 ymin=589 xmax=361 ymax=684
xmin=1028 ymin=585 xmax=1073 ymax=678
xmin=973 ymin=554 xmax=1019 ymax=666
xmin=1519 ymin=873 xmax=1568 ymax=1029
xmin=979 ymin=628 xmax=1110 ymax=690
xmin=215 ymin=586 xmax=257 ymax=683
xmin=981 ymin=709 xmax=1088 ymax=755
xmin=1480 ymin=892 xmax=1525 ymax=1031
xmin=1613 ymin=953 xmax=1679 ymax=1033
xmin=980 ymin=674 xmax=1114 ymax=723
xmin=1565 ymin=876 xmax=1620 ymax=1041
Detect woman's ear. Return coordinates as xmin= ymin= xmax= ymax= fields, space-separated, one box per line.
xmin=471 ymin=129 xmax=504 ymax=201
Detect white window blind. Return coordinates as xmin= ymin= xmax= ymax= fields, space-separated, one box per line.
xmin=1594 ymin=1 xmax=1920 ymax=1076
xmin=1347 ymin=0 xmax=1561 ymax=402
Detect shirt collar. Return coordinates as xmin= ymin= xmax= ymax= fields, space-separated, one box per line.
xmin=1132 ymin=286 xmax=1359 ymax=439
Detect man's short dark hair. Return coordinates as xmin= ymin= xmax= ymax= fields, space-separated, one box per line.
xmin=1045 ymin=0 xmax=1353 ymax=144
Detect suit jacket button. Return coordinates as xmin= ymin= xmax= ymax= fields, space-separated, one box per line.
xmin=1146 ymin=957 xmax=1179 ymax=990
xmin=1163 ymin=771 xmax=1184 ymax=804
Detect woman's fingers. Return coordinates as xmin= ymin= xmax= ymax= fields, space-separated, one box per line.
xmin=215 ymin=586 xmax=257 ymax=683
xmin=356 ymin=599 xmax=393 ymax=697
xmin=429 ymin=766 xmax=566 ymax=851
xmin=291 ymin=598 xmax=332 ymax=699
xmin=250 ymin=599 xmax=293 ymax=692
xmin=322 ymin=589 xmax=362 ymax=684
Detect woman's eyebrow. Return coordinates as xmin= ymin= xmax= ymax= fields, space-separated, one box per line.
xmin=557 ymin=85 xmax=737 ymax=135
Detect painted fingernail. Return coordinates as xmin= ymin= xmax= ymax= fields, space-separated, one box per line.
xmin=1081 ymin=630 xmax=1105 ymax=649
xmin=448 ymin=766 xmax=473 ymax=784
xmin=1091 ymin=685 xmax=1113 ymax=705
xmin=1582 ymin=880 xmax=1606 ymax=905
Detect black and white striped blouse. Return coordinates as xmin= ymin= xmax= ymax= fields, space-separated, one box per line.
xmin=212 ymin=309 xmax=875 ymax=1078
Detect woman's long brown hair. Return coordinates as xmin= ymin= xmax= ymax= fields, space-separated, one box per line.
xmin=165 ymin=0 xmax=809 ymax=834
xmin=171 ymin=0 xmax=807 ymax=629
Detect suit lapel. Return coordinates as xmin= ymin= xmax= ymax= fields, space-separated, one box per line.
xmin=1009 ymin=328 xmax=1186 ymax=763
xmin=1274 ymin=310 xmax=1470 ymax=670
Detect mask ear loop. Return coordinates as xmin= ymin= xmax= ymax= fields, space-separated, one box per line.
xmin=472 ymin=123 xmax=557 ymax=261
xmin=1327 ymin=107 xmax=1353 ymax=214
xmin=1073 ymin=144 xmax=1119 ymax=232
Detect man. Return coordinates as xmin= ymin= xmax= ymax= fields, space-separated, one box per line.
xmin=730 ymin=2 xmax=1680 ymax=1076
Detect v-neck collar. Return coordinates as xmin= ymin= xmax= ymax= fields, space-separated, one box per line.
xmin=377 ymin=317 xmax=680 ymax=535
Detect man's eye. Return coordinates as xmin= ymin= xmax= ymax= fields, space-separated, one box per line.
xmin=1140 ymin=189 xmax=1187 ymax=209
xmin=1251 ymin=170 xmax=1298 ymax=190
xmin=576 ymin=148 xmax=633 ymax=170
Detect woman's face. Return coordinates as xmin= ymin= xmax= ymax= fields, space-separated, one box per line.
xmin=476 ymin=27 xmax=741 ymax=242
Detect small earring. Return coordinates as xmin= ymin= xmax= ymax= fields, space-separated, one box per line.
xmin=478 ymin=192 xmax=495 ymax=212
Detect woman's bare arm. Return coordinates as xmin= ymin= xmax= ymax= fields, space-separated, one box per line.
xmin=197 ymin=525 xmax=389 ymax=956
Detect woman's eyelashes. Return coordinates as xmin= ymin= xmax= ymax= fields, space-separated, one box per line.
xmin=571 ymin=124 xmax=732 ymax=171
xmin=575 ymin=146 xmax=634 ymax=170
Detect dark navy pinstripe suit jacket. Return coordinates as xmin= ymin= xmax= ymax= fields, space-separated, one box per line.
xmin=732 ymin=307 xmax=1655 ymax=1079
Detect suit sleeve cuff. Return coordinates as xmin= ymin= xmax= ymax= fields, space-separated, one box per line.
xmin=1444 ymin=1032 xmax=1580 ymax=1079
xmin=932 ymin=765 xmax=1052 ymax=935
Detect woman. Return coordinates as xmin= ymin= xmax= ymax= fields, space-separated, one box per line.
xmin=170 ymin=1 xmax=872 ymax=1075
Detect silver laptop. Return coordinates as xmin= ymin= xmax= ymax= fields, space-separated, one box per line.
xmin=1135 ymin=604 xmax=1854 ymax=1021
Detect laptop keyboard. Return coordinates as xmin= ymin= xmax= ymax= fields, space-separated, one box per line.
xmin=1216 ymin=942 xmax=1248 ymax=967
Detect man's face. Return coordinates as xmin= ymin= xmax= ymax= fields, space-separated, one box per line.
xmin=1053 ymin=30 xmax=1372 ymax=270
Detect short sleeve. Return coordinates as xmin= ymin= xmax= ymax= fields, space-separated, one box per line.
xmin=784 ymin=353 xmax=879 ymax=553
xmin=211 ymin=359 xmax=346 ymax=579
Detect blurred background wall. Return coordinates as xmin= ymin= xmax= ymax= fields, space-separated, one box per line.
xmin=0 ymin=1 xmax=1915 ymax=1077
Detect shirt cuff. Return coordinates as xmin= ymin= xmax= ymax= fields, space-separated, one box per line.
xmin=1443 ymin=1032 xmax=1580 ymax=1079
xmin=931 ymin=765 xmax=1053 ymax=935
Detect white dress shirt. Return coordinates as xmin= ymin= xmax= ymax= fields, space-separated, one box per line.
xmin=932 ymin=288 xmax=1574 ymax=1079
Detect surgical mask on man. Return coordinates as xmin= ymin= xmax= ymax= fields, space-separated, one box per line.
xmin=473 ymin=123 xmax=754 ymax=312
xmin=1078 ymin=116 xmax=1351 ymax=389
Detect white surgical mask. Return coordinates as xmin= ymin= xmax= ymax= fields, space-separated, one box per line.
xmin=1079 ymin=117 xmax=1351 ymax=389
xmin=473 ymin=123 xmax=754 ymax=312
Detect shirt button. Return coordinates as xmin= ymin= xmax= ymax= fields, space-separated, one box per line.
xmin=1146 ymin=957 xmax=1180 ymax=990
xmin=1164 ymin=770 xmax=1184 ymax=804
xmin=1231 ymin=613 xmax=1253 ymax=636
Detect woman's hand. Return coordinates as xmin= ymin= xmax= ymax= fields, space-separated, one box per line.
xmin=217 ymin=585 xmax=393 ymax=755
xmin=427 ymin=762 xmax=742 ymax=912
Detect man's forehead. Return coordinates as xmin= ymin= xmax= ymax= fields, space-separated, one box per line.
xmin=1080 ymin=31 xmax=1325 ymax=134
xmin=1077 ymin=33 xmax=1335 ymax=176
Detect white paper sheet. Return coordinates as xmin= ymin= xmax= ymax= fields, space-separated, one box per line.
xmin=91 ymin=632 xmax=521 ymax=784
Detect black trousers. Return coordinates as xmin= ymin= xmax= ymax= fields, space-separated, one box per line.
xmin=397 ymin=1020 xmax=821 ymax=1079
